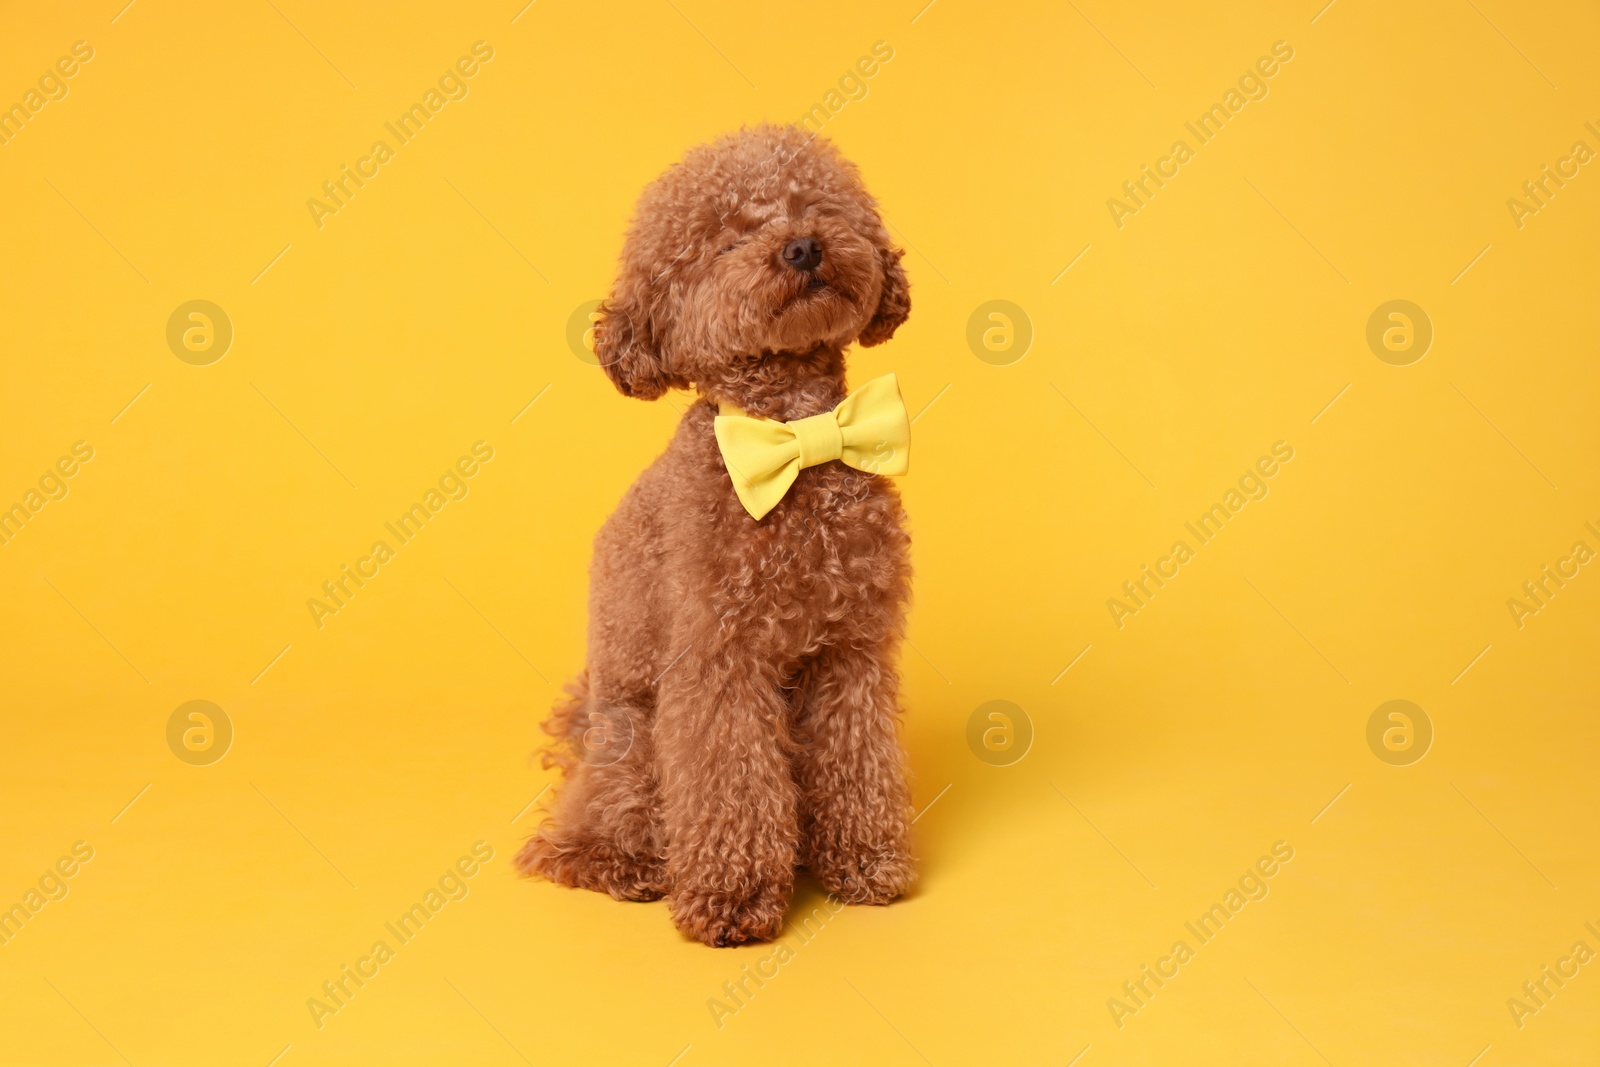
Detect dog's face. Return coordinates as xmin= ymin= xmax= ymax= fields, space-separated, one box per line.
xmin=595 ymin=125 xmax=910 ymax=400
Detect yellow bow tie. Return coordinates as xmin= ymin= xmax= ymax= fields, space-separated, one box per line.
xmin=713 ymin=372 xmax=910 ymax=520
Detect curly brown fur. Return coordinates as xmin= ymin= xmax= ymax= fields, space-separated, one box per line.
xmin=515 ymin=124 xmax=915 ymax=946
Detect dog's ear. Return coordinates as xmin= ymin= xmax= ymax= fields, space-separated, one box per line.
xmin=857 ymin=244 xmax=910 ymax=348
xmin=594 ymin=274 xmax=684 ymax=400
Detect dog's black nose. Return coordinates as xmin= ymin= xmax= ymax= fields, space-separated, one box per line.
xmin=781 ymin=237 xmax=822 ymax=272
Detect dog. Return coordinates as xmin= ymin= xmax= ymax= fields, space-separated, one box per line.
xmin=515 ymin=124 xmax=915 ymax=947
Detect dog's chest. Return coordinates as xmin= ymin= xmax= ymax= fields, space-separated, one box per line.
xmin=718 ymin=462 xmax=905 ymax=624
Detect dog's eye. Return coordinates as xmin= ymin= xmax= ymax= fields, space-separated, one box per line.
xmin=717 ymin=243 xmax=737 ymax=256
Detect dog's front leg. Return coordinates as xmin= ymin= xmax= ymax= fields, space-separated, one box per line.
xmin=793 ymin=640 xmax=916 ymax=904
xmin=655 ymin=646 xmax=798 ymax=946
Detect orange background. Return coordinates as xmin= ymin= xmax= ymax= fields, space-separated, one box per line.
xmin=1 ymin=1 xmax=1597 ymax=1064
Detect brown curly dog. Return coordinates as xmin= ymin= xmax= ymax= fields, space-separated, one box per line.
xmin=515 ymin=124 xmax=916 ymax=946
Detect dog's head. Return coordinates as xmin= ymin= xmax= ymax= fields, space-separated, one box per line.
xmin=594 ymin=124 xmax=910 ymax=401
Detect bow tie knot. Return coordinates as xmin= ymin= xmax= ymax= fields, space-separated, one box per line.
xmin=789 ymin=410 xmax=846 ymax=468
xmin=713 ymin=372 xmax=910 ymax=520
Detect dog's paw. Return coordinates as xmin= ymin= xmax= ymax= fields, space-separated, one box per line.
xmin=809 ymin=845 xmax=916 ymax=905
xmin=669 ymin=883 xmax=790 ymax=947
xmin=516 ymin=831 xmax=667 ymax=902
